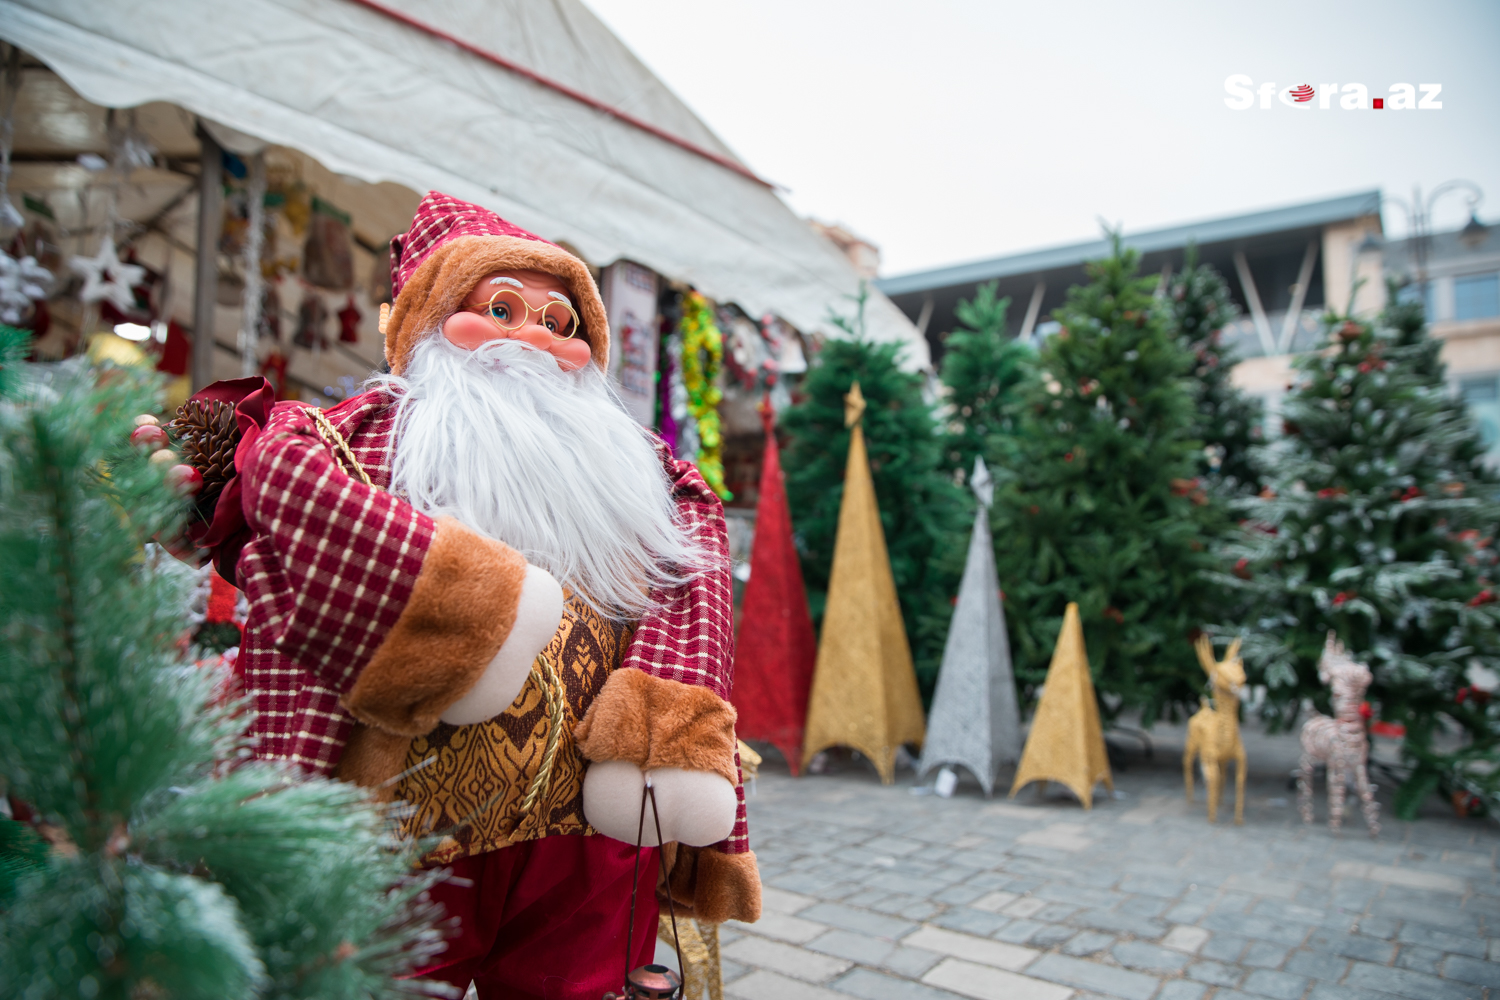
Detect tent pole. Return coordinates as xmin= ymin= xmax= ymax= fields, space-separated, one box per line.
xmin=192 ymin=122 xmax=223 ymax=391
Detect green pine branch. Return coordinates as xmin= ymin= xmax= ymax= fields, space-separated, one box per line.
xmin=938 ymin=281 xmax=1034 ymax=479
xmin=0 ymin=361 xmax=448 ymax=999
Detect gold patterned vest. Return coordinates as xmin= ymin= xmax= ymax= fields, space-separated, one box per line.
xmin=396 ymin=596 xmax=630 ymax=864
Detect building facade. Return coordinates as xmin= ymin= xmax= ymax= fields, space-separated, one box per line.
xmin=876 ymin=191 xmax=1500 ymax=457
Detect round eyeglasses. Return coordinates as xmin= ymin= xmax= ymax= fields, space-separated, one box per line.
xmin=458 ymin=288 xmax=580 ymax=340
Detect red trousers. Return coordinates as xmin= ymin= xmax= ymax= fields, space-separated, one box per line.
xmin=417 ymin=835 xmax=661 ymax=1000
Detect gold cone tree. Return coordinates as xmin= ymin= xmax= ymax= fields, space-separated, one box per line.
xmin=1010 ymin=602 xmax=1113 ymax=807
xmin=801 ymin=383 xmax=926 ymax=784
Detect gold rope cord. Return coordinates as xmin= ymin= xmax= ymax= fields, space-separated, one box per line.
xmin=515 ymin=651 xmax=567 ymax=838
xmin=652 ymin=916 xmax=723 ymax=1000
xmin=309 ymin=407 xmax=373 ymax=487
xmin=701 ymin=921 xmax=723 ymax=1000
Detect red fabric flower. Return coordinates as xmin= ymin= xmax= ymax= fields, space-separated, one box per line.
xmin=1332 ymin=591 xmax=1357 ymax=607
xmin=1468 ymin=589 xmax=1496 ymax=608
xmin=1371 ymin=720 xmax=1406 ymax=738
xmin=1233 ymin=558 xmax=1252 ymax=580
xmin=1358 ymin=701 xmax=1373 ymax=720
xmin=1317 ymin=487 xmax=1347 ymax=499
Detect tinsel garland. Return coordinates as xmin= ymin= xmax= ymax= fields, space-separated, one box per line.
xmin=678 ymin=291 xmax=731 ymax=499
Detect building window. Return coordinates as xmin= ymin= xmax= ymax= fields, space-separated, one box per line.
xmin=1461 ymin=374 xmax=1500 ymax=466
xmin=1454 ymin=273 xmax=1500 ymax=321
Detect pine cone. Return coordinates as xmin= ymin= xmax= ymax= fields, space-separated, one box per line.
xmin=168 ymin=399 xmax=239 ymax=514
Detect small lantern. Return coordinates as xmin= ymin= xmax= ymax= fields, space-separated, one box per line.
xmin=603 ymin=963 xmax=682 ymax=1000
xmin=603 ymin=779 xmax=686 ymax=1000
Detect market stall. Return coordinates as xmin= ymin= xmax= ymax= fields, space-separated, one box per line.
xmin=0 ymin=0 xmax=924 ymax=422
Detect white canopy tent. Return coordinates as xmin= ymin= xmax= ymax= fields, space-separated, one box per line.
xmin=0 ymin=0 xmax=925 ymax=367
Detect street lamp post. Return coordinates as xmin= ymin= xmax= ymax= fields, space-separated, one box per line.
xmin=1384 ymin=181 xmax=1486 ymax=296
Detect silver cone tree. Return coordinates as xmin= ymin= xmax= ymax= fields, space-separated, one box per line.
xmin=917 ymin=457 xmax=1024 ymax=795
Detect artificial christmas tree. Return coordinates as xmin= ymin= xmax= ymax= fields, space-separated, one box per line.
xmin=990 ymin=237 xmax=1222 ymax=720
xmin=0 ymin=352 xmax=444 ymax=999
xmin=1010 ymin=603 xmax=1113 ymax=808
xmin=781 ymin=288 xmax=967 ymax=693
xmin=937 ymin=282 xmax=1033 ymax=479
xmin=1164 ymin=248 xmax=1263 ymax=491
xmin=800 ymin=383 xmax=926 ymax=784
xmin=732 ymin=404 xmax=818 ymax=774
xmin=1225 ymin=290 xmax=1500 ymax=817
xmin=917 ymin=458 xmax=1023 ymax=795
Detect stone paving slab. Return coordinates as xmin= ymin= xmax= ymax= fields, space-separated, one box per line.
xmin=668 ymin=725 xmax=1498 ymax=1000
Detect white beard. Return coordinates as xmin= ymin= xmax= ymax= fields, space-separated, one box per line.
xmin=372 ymin=335 xmax=708 ymax=619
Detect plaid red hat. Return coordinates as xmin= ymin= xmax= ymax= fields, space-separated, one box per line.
xmin=381 ymin=192 xmax=609 ymax=374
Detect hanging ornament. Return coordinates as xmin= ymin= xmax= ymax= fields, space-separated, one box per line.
xmin=106 ymin=108 xmax=156 ymax=175
xmin=236 ymin=152 xmax=267 ymax=377
xmin=260 ymin=350 xmax=289 ymax=400
xmin=71 ymin=234 xmax=145 ymax=313
xmin=337 ymin=295 xmax=361 ymax=343
xmin=0 ymin=249 xmax=53 ymax=325
xmin=293 ymin=291 xmax=327 ymax=350
xmin=260 ymin=282 xmax=282 ymax=342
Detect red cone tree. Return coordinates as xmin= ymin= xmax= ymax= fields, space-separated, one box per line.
xmin=732 ymin=404 xmax=818 ymax=773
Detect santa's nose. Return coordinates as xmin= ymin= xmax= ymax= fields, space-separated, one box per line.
xmin=506 ymin=320 xmax=556 ymax=350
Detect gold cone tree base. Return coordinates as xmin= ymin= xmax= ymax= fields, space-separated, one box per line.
xmin=1010 ymin=602 xmax=1113 ymax=808
xmin=801 ymin=383 xmax=925 ymax=785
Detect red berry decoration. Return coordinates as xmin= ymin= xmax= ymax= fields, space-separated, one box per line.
xmin=130 ymin=424 xmax=168 ymax=449
xmin=167 ymin=464 xmax=204 ymax=495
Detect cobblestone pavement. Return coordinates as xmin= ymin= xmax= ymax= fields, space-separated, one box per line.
xmin=685 ymin=729 xmax=1499 ymax=1000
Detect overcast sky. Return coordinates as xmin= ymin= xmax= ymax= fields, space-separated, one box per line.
xmin=583 ymin=0 xmax=1500 ymax=277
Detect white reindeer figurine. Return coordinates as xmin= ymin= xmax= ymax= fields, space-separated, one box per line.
xmin=1298 ymin=632 xmax=1380 ymax=836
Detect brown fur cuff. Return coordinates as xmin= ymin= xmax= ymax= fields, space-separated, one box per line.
xmin=332 ymin=723 xmax=410 ymax=799
xmin=659 ymin=845 xmax=761 ymax=924
xmin=342 ymin=517 xmax=526 ymax=736
xmin=574 ymin=669 xmax=739 ymax=785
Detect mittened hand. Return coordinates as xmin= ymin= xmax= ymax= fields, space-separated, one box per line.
xmin=440 ymin=563 xmax=564 ymax=725
xmin=582 ymin=761 xmax=737 ymax=847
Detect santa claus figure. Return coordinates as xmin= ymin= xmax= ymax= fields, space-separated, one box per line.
xmin=170 ymin=193 xmax=759 ymax=999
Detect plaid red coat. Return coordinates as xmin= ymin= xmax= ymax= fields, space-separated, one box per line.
xmin=233 ymin=388 xmax=749 ymax=857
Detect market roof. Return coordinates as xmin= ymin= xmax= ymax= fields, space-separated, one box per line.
xmin=876 ymin=189 xmax=1383 ymax=298
xmin=2 ymin=0 xmax=924 ymax=362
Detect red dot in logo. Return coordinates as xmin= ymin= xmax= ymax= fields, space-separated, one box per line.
xmin=1373 ymin=98 xmax=1385 ymax=109
xmin=1290 ymin=84 xmax=1315 ymax=103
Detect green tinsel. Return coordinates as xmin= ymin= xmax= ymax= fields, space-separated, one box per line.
xmin=678 ymin=291 xmax=731 ymax=500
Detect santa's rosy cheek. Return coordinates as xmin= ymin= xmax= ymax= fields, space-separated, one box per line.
xmin=442 ymin=312 xmax=501 ymax=349
xmin=550 ymin=339 xmax=593 ymax=371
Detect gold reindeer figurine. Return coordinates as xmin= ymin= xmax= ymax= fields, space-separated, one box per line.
xmin=1183 ymin=635 xmax=1247 ymax=824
